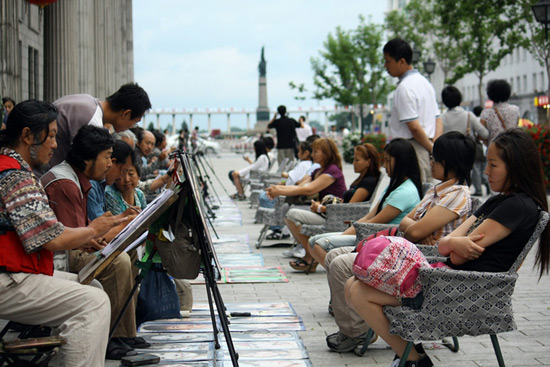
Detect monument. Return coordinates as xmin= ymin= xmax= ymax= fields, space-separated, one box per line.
xmin=255 ymin=47 xmax=270 ymax=131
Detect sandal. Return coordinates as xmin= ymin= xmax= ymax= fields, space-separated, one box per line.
xmin=289 ymin=258 xmax=318 ymax=273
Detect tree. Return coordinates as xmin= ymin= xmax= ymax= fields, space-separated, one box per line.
xmin=434 ymin=0 xmax=526 ymax=106
xmin=180 ymin=119 xmax=188 ymax=133
xmin=517 ymin=0 xmax=550 ymax=125
xmin=147 ymin=121 xmax=155 ymax=131
xmin=386 ymin=0 xmax=463 ymax=84
xmin=299 ymin=16 xmax=392 ymax=132
xmin=329 ymin=112 xmax=353 ymax=131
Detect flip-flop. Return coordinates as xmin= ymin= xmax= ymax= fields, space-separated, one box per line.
xmin=289 ymin=258 xmax=318 ymax=273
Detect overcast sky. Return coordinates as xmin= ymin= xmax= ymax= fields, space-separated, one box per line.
xmin=133 ymin=1 xmax=387 ymax=130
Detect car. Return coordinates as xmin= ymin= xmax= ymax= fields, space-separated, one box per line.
xmin=195 ymin=136 xmax=221 ymax=156
xmin=166 ymin=134 xmax=221 ymax=156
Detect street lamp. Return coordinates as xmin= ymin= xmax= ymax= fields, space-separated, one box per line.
xmin=532 ymin=0 xmax=550 ymax=41
xmin=411 ymin=46 xmax=420 ymax=65
xmin=423 ymin=58 xmax=436 ymax=81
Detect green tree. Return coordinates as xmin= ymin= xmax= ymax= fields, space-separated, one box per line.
xmin=180 ymin=120 xmax=188 ymax=133
xmin=147 ymin=121 xmax=155 ymax=131
xmin=385 ymin=0 xmax=462 ymax=82
xmin=434 ymin=0 xmax=526 ymax=105
xmin=517 ymin=0 xmax=550 ymax=125
xmin=302 ymin=16 xmax=392 ymax=131
xmin=309 ymin=120 xmax=323 ymax=131
xmin=329 ymin=112 xmax=352 ymax=131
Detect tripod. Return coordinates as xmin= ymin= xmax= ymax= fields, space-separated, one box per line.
xmin=197 ymin=150 xmax=232 ymax=198
xmin=175 ymin=150 xmax=239 ymax=366
xmin=193 ymin=152 xmax=222 ymax=207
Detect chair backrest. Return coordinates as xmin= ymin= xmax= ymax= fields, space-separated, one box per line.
xmin=508 ymin=210 xmax=549 ymax=274
xmin=470 ymin=197 xmax=482 ymax=213
xmin=366 ymin=170 xmax=389 ymax=209
xmin=421 ymin=182 xmax=433 ymax=196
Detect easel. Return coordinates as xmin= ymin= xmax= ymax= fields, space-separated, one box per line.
xmin=171 ymin=149 xmax=240 ymax=367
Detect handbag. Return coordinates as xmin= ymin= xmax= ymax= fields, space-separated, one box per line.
xmin=136 ymin=263 xmax=182 ymax=326
xmin=352 ymin=236 xmax=429 ymax=298
xmin=152 ymin=187 xmax=202 ymax=280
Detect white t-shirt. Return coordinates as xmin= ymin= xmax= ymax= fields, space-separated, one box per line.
xmin=296 ymin=123 xmax=313 ymax=142
xmin=286 ymin=160 xmax=313 ymax=186
xmin=390 ymin=70 xmax=439 ymax=140
xmin=239 ymin=154 xmax=270 ymax=179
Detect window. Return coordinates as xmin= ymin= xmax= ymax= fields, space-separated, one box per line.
xmin=533 ymin=73 xmax=538 ymax=92
xmin=516 ymin=76 xmax=521 ymax=92
xmin=523 ymin=75 xmax=527 ymax=93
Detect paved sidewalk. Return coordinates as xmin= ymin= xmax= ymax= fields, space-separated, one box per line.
xmin=190 ymin=153 xmax=550 ymax=367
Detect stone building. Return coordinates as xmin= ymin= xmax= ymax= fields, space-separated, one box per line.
xmin=0 ymin=0 xmax=134 ymax=104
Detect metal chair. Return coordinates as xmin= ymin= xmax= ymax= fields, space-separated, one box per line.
xmin=361 ymin=210 xmax=549 ymax=367
xmin=254 ymin=196 xmax=290 ymax=249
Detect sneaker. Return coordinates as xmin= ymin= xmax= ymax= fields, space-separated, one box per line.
xmin=282 ymin=243 xmax=306 ymax=258
xmin=326 ymin=331 xmax=376 ymax=353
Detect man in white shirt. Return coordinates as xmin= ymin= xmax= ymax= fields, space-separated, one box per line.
xmin=383 ymin=38 xmax=442 ymax=181
xmin=296 ymin=116 xmax=313 ymax=142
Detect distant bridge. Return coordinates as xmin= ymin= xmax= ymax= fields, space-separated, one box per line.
xmin=142 ymin=105 xmax=387 ymax=134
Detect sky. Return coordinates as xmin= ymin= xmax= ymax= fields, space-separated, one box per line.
xmin=133 ymin=1 xmax=387 ymax=131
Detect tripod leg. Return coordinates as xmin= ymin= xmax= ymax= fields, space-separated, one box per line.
xmin=108 ymin=275 xmax=142 ymax=341
xmin=204 ymin=279 xmax=220 ymax=349
xmin=210 ymin=279 xmax=239 ymax=367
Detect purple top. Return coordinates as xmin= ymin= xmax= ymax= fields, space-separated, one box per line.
xmin=311 ymin=163 xmax=346 ymax=199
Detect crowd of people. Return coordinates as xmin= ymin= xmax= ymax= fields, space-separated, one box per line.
xmin=1 ymin=36 xmax=549 ymax=367
xmin=231 ymin=38 xmax=549 ymax=367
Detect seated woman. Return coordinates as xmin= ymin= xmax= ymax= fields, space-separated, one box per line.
xmin=229 ymin=139 xmax=270 ymax=200
xmin=309 ymin=138 xmax=423 ymax=269
xmin=282 ymin=143 xmax=382 ymax=272
xmin=266 ymin=137 xmax=347 ymax=270
xmin=106 ymin=151 xmax=148 ymax=215
xmin=345 ymin=129 xmax=550 ymax=366
xmin=259 ymin=141 xmax=316 ymax=240
xmin=324 ymin=132 xmax=475 ymax=353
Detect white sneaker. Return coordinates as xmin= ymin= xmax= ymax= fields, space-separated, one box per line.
xmin=282 ymin=243 xmax=306 ymax=258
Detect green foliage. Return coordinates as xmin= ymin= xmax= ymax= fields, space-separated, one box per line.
xmin=147 ymin=122 xmax=155 ymax=131
xmin=342 ymin=131 xmax=387 ymax=164
xmin=342 ymin=131 xmax=363 ymax=164
xmin=526 ymin=125 xmax=550 ymax=188
xmin=434 ymin=0 xmax=526 ymax=104
xmin=329 ymin=112 xmax=352 ymax=131
xmin=361 ymin=133 xmax=387 ymax=155
xmin=306 ymin=16 xmax=392 ymax=128
xmin=180 ymin=120 xmax=189 ymax=133
xmin=309 ymin=120 xmax=323 ymax=131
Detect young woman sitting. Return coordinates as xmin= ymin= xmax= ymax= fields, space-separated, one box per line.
xmin=345 ymin=129 xmax=550 ymax=367
xmin=229 ymin=139 xmax=270 ymax=200
xmin=282 ymin=143 xmax=382 ymax=272
xmin=308 ymin=138 xmax=423 ymax=270
xmin=323 ymin=132 xmax=476 ymax=353
xmin=266 ymin=138 xmax=346 ymax=269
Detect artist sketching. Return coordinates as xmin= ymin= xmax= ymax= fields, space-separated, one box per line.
xmin=41 ymin=125 xmax=150 ymax=360
xmin=0 ymin=100 xmax=124 ymax=367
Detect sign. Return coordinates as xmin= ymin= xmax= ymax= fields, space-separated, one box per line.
xmin=535 ymin=95 xmax=549 ymax=107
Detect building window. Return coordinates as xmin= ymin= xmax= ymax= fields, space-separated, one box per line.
xmin=523 ymin=75 xmax=527 ymax=93
xmin=516 ymin=76 xmax=521 ymax=92
xmin=533 ymin=73 xmax=538 ymax=92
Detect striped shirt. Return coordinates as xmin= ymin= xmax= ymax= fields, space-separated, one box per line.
xmin=0 ymin=148 xmax=64 ymax=253
xmin=413 ymin=180 xmax=471 ymax=243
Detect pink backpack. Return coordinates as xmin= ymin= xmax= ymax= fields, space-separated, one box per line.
xmin=352 ymin=236 xmax=429 ymax=298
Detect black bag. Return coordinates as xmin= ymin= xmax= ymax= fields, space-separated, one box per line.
xmin=136 ymin=263 xmax=181 ymax=326
xmin=153 ymin=189 xmax=202 ymax=279
xmin=474 ymin=140 xmax=486 ymax=162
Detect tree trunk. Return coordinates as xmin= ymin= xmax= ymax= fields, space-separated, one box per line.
xmin=478 ymin=74 xmax=484 ymax=108
xmin=546 ymin=59 xmax=550 ymax=126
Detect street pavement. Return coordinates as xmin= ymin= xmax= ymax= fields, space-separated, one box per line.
xmin=188 ymin=152 xmax=550 ymax=367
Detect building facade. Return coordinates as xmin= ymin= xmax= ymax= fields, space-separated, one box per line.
xmin=386 ymin=0 xmax=549 ymax=124
xmin=1 ymin=0 xmax=134 ymax=104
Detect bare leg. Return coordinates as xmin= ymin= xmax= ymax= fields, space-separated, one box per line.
xmin=232 ymin=171 xmax=244 ymax=195
xmin=285 ymin=218 xmax=313 ymax=263
xmin=344 ymin=277 xmax=420 ymax=361
xmin=311 ymin=245 xmax=328 ymax=267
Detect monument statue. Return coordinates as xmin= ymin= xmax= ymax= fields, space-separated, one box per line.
xmin=255 ymin=47 xmax=270 ymax=130
xmin=258 ymin=47 xmax=266 ymax=77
